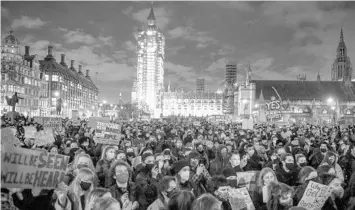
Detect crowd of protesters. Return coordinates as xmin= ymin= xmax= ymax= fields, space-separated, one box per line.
xmin=1 ymin=113 xmax=355 ymax=210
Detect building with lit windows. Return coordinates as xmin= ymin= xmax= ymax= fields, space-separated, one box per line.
xmin=162 ymin=88 xmax=223 ymax=117
xmin=1 ymin=30 xmax=49 ymax=116
xmin=39 ymin=46 xmax=99 ymax=117
xmin=132 ymin=6 xmax=165 ymax=118
xmin=223 ymin=61 xmax=238 ymax=115
xmin=235 ymin=28 xmax=355 ymax=125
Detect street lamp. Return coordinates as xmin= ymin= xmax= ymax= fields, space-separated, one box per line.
xmin=103 ymin=100 xmax=107 ymax=104
xmin=327 ymin=97 xmax=333 ymax=104
xmin=54 ymin=91 xmax=60 ymax=97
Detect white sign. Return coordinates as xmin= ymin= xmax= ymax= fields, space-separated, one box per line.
xmin=297 ymin=181 xmax=332 ymax=210
xmin=229 ymin=187 xmax=255 ymax=210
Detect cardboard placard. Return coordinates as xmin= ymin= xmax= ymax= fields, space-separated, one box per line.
xmin=1 ymin=145 xmax=69 ymax=189
xmin=24 ymin=126 xmax=37 ymax=139
xmin=236 ymin=171 xmax=260 ymax=192
xmin=229 ymin=187 xmax=255 ymax=210
xmin=297 ymin=181 xmax=332 ymax=210
xmin=34 ymin=128 xmax=55 ymax=146
xmin=1 ymin=127 xmax=21 ymax=146
xmin=92 ymin=121 xmax=121 ymax=145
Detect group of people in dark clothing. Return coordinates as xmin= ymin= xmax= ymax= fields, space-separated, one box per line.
xmin=1 ymin=113 xmax=355 ymax=210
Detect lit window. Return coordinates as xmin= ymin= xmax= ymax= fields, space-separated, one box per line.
xmin=52 ymin=75 xmax=59 ymax=81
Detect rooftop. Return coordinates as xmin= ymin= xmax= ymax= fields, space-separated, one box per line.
xmin=253 ymin=80 xmax=355 ymax=102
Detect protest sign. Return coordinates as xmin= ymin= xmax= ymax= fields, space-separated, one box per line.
xmin=229 ymin=187 xmax=255 ymax=210
xmin=34 ymin=128 xmax=55 ymax=146
xmin=24 ymin=126 xmax=37 ymax=139
xmin=1 ymin=127 xmax=21 ymax=146
xmin=1 ymin=145 xmax=69 ymax=189
xmin=34 ymin=117 xmax=62 ymax=129
xmin=236 ymin=171 xmax=260 ymax=192
xmin=193 ymin=121 xmax=200 ymax=126
xmin=92 ymin=121 xmax=121 ymax=145
xmin=88 ymin=117 xmax=110 ymax=128
xmin=132 ymin=156 xmax=142 ymax=168
xmin=297 ymin=181 xmax=332 ymax=210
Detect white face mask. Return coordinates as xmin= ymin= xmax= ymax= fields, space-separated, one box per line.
xmin=180 ymin=171 xmax=190 ymax=181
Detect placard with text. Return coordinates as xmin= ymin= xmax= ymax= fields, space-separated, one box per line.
xmin=1 ymin=145 xmax=69 ymax=189
xmin=297 ymin=181 xmax=332 ymax=210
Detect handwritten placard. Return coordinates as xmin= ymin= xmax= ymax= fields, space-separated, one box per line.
xmin=1 ymin=145 xmax=69 ymax=189
xmin=236 ymin=171 xmax=260 ymax=192
xmin=24 ymin=126 xmax=37 ymax=139
xmin=93 ymin=121 xmax=121 ymax=145
xmin=1 ymin=127 xmax=21 ymax=146
xmin=34 ymin=128 xmax=55 ymax=146
xmin=297 ymin=181 xmax=332 ymax=210
xmin=229 ymin=187 xmax=255 ymax=210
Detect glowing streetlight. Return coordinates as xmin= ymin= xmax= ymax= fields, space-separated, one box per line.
xmin=91 ymin=105 xmax=95 ymax=109
xmin=242 ymin=99 xmax=248 ymax=104
xmin=254 ymin=104 xmax=259 ymax=108
xmin=99 ymin=103 xmax=102 ymax=107
xmin=63 ymin=102 xmax=67 ymax=107
xmin=110 ymin=104 xmax=113 ymax=107
xmin=331 ymin=106 xmax=336 ymax=110
xmin=103 ymin=100 xmax=107 ymax=104
xmin=327 ymin=97 xmax=333 ymax=104
xmin=54 ymin=91 xmax=60 ymax=97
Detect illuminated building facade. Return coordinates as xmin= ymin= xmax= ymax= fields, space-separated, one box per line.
xmin=223 ymin=61 xmax=237 ymax=115
xmin=133 ymin=6 xmax=165 ymax=118
xmin=162 ymin=89 xmax=223 ymax=117
xmin=1 ymin=30 xmax=49 ymax=116
xmin=40 ymin=45 xmax=99 ymax=117
xmin=331 ymin=27 xmax=353 ymax=81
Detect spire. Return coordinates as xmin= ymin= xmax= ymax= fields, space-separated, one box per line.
xmin=147 ymin=2 xmax=156 ymax=20
xmin=317 ymin=72 xmax=321 ymax=81
xmin=340 ymin=25 xmax=344 ymax=43
xmin=246 ymin=61 xmax=252 ymax=86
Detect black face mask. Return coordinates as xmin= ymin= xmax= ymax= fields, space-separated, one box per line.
xmin=80 ymin=181 xmax=91 ymax=191
xmin=299 ymin=163 xmax=307 ymax=167
xmin=77 ymin=163 xmax=89 ymax=169
xmin=320 ymin=148 xmax=327 ymax=153
xmin=145 ymin=163 xmax=155 ymax=171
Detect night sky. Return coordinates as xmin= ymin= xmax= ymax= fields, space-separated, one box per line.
xmin=2 ymin=1 xmax=355 ymax=103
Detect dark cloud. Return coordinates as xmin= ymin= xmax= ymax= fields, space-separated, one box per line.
xmin=316 ymin=2 xmax=355 ymax=11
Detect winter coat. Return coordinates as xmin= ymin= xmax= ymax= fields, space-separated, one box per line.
xmin=209 ymin=145 xmax=231 ymax=176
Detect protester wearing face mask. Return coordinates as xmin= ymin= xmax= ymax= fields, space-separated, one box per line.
xmin=108 ymin=161 xmax=139 ymax=210
xmin=319 ymin=174 xmax=346 ymax=210
xmin=320 ymin=151 xmax=344 ymax=182
xmin=244 ymin=144 xmax=263 ymax=171
xmin=96 ymin=146 xmax=117 ymax=187
xmin=339 ymin=145 xmax=355 ymax=183
xmin=171 ymin=160 xmax=196 ymax=195
xmin=266 ymin=181 xmax=295 ymax=210
xmin=54 ymin=168 xmax=97 ymax=210
xmin=188 ymin=151 xmax=211 ymax=196
xmin=135 ymin=152 xmax=161 ymax=210
xmin=209 ymin=146 xmax=231 ymax=176
xmin=296 ymin=154 xmax=308 ymax=170
xmin=147 ymin=176 xmax=177 ymax=210
xmin=194 ymin=143 xmax=210 ymax=169
xmin=310 ymin=142 xmax=329 ymax=169
xmin=275 ymin=153 xmax=298 ymax=186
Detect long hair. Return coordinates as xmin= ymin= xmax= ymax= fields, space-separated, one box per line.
xmin=267 ymin=181 xmax=294 ymax=210
xmin=85 ymin=188 xmax=111 ymax=210
xmin=94 ymin=197 xmax=121 ymax=210
xmin=98 ymin=145 xmax=117 ymax=162
xmin=167 ymin=190 xmax=195 ymax=210
xmin=192 ymin=193 xmax=221 ymax=210
xmin=298 ymin=166 xmax=317 ymax=184
xmin=320 ymin=151 xmax=337 ymax=167
xmin=106 ymin=160 xmax=133 ymax=187
xmin=256 ymin=167 xmax=278 ymax=193
xmin=70 ymin=153 xmax=95 ymax=172
xmin=70 ymin=168 xmax=98 ymax=210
